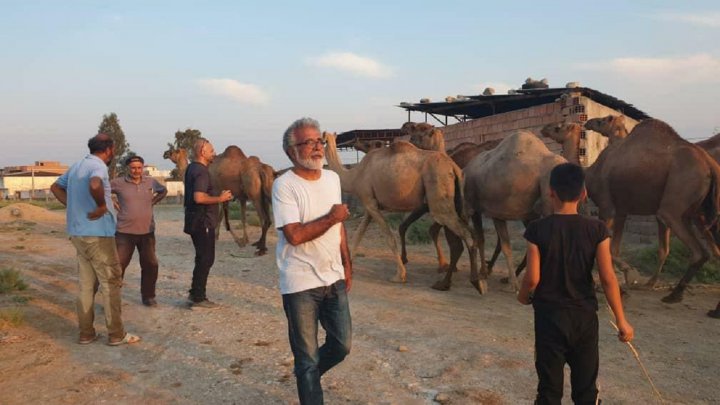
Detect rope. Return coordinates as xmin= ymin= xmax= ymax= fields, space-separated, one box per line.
xmin=605 ymin=305 xmax=665 ymax=404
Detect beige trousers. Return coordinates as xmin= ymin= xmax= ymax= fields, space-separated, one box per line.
xmin=70 ymin=236 xmax=125 ymax=340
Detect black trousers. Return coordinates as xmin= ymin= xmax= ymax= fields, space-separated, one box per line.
xmin=189 ymin=227 xmax=215 ymax=301
xmin=115 ymin=232 xmax=159 ymax=300
xmin=534 ymin=307 xmax=599 ymax=405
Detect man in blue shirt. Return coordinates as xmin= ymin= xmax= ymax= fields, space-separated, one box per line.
xmin=51 ymin=134 xmax=140 ymax=346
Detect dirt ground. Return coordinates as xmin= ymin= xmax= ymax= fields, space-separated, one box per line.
xmin=0 ymin=203 xmax=718 ymax=404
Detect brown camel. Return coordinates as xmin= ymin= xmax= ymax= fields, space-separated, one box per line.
xmin=695 ymin=132 xmax=720 ymax=163
xmin=163 ymin=147 xmax=189 ymax=180
xmin=562 ymin=116 xmax=720 ymax=303
xmin=434 ymin=130 xmax=569 ymax=292
xmin=209 ymin=146 xmax=274 ymax=256
xmin=324 ymin=132 xmax=483 ymax=292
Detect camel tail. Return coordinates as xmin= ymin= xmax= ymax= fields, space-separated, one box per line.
xmin=702 ymin=160 xmax=720 ymax=245
xmin=452 ymin=163 xmax=466 ymax=221
xmin=259 ymin=166 xmax=274 ymax=222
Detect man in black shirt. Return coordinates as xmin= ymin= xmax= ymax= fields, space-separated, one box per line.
xmin=184 ymin=138 xmax=233 ymax=309
xmin=518 ymin=163 xmax=633 ymax=405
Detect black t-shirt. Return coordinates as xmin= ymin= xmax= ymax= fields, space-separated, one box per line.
xmin=523 ymin=214 xmax=609 ymax=311
xmin=183 ymin=162 xmax=218 ymax=233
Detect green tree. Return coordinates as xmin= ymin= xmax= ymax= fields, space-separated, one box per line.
xmin=165 ymin=128 xmax=202 ymax=179
xmin=98 ymin=112 xmax=134 ymax=178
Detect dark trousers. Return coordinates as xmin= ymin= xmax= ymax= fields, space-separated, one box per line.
xmin=534 ymin=308 xmax=599 ymax=405
xmin=115 ymin=232 xmax=159 ymax=300
xmin=282 ymin=280 xmax=352 ymax=405
xmin=189 ymin=227 xmax=215 ymax=301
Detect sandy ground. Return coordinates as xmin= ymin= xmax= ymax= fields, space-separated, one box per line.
xmin=0 ymin=203 xmax=718 ymax=404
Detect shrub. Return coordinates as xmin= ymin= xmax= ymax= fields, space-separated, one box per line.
xmin=0 ymin=269 xmax=28 ymax=294
xmin=0 ymin=308 xmax=24 ymax=328
xmin=630 ymin=238 xmax=720 ymax=283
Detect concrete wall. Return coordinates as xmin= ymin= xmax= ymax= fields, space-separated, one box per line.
xmin=0 ymin=176 xmax=60 ymax=198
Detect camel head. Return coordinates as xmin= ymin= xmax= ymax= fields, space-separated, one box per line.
xmin=540 ymin=122 xmax=582 ymax=144
xmin=353 ymin=138 xmax=385 ymax=153
xmin=403 ymin=122 xmax=446 ymax=152
xmin=584 ymin=115 xmax=628 ymax=142
xmin=163 ymin=148 xmax=178 ymax=163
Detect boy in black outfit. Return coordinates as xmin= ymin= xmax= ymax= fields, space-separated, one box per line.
xmin=518 ymin=163 xmax=634 ymax=405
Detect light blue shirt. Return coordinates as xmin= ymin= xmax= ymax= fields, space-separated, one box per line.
xmin=55 ymin=154 xmax=117 ymax=237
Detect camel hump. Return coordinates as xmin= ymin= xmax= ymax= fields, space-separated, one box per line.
xmin=247 ymin=156 xmax=262 ymax=165
xmin=631 ymin=119 xmax=685 ymax=143
xmin=221 ymin=145 xmax=248 ymax=159
xmin=389 ymin=140 xmax=418 ymax=153
xmin=496 ymin=130 xmax=550 ymax=155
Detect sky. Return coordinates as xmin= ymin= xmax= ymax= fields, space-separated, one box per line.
xmin=1 ymin=0 xmax=719 ymax=170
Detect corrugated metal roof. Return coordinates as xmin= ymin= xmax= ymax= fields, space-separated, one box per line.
xmin=398 ymin=87 xmax=651 ymax=122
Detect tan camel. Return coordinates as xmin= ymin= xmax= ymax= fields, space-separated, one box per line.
xmin=323 ymin=132 xmax=483 ymax=292
xmin=209 ymin=146 xmax=274 ymax=256
xmin=558 ymin=116 xmax=720 ymax=303
xmin=162 ymin=147 xmax=189 ymax=180
xmin=434 ymin=130 xmax=568 ymax=292
xmin=353 ymin=138 xmax=385 ymax=153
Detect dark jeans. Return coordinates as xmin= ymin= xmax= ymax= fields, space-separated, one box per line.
xmin=189 ymin=226 xmax=215 ymax=301
xmin=534 ymin=308 xmax=599 ymax=405
xmin=282 ymin=280 xmax=352 ymax=405
xmin=115 ymin=232 xmax=159 ymax=300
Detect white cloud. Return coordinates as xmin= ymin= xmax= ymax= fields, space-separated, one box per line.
xmin=197 ymin=79 xmax=269 ymax=105
xmin=307 ymin=52 xmax=394 ymax=79
xmin=652 ymin=12 xmax=720 ymax=28
xmin=471 ymin=82 xmax=515 ymax=95
xmin=575 ymin=53 xmax=720 ymax=83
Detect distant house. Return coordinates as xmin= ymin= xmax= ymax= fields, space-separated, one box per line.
xmin=0 ymin=161 xmax=68 ymax=200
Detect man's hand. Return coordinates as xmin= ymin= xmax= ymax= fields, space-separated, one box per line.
xmin=617 ymin=319 xmax=634 ymax=343
xmin=87 ymin=204 xmax=108 ymax=220
xmin=220 ymin=190 xmax=233 ymax=203
xmin=328 ymin=204 xmax=350 ymax=224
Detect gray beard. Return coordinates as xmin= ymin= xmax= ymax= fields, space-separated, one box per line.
xmin=297 ymin=156 xmax=324 ymax=170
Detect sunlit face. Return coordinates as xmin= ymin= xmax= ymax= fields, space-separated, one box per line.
xmin=291 ymin=126 xmax=325 ymax=170
xmin=128 ymin=161 xmax=144 ymax=181
xmin=201 ymin=140 xmax=216 ymax=163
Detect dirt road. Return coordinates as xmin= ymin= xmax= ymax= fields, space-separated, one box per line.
xmin=0 ymin=204 xmax=718 ymax=404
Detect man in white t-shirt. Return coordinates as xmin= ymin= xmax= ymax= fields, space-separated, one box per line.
xmin=272 ymin=117 xmax=352 ymax=405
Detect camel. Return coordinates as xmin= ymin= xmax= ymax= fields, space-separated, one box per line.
xmin=323 ymin=132 xmax=483 ymax=293
xmin=209 ymin=146 xmax=274 ymax=256
xmin=399 ymin=123 xmax=507 ymax=274
xmin=433 ymin=130 xmax=569 ymax=292
xmin=162 ymin=147 xmax=189 ymax=180
xmin=695 ymin=132 xmax=720 ymax=163
xmin=545 ymin=117 xmax=720 ymax=303
xmin=353 ymin=138 xmax=385 ymax=153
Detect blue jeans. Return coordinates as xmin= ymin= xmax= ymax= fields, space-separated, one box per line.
xmin=282 ymin=280 xmax=352 ymax=405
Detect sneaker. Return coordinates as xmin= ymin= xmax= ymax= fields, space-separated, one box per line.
xmin=142 ymin=298 xmax=158 ymax=307
xmin=190 ymin=299 xmax=219 ymax=309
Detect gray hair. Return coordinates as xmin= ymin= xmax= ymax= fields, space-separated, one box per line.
xmin=283 ymin=117 xmax=320 ymax=159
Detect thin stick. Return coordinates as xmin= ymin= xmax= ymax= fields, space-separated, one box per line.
xmin=605 ymin=306 xmax=664 ymax=404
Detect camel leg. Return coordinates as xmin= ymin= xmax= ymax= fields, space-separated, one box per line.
xmin=252 ymin=198 xmax=270 ymax=256
xmin=398 ymin=205 xmax=429 ymax=265
xmin=608 ymin=215 xmax=641 ymax=286
xmin=486 ymin=235 xmax=502 ymax=275
xmin=660 ymin=214 xmax=709 ymax=303
xmin=363 ymin=203 xmax=407 ymax=283
xmin=493 ymin=218 xmax=518 ymax=292
xmin=351 ymin=214 xmax=372 ymax=254
xmin=226 ymin=200 xmax=249 ymax=248
xmin=432 ymin=213 xmax=483 ymax=294
xmin=645 ymin=219 xmax=671 ymax=288
xmin=499 ymin=219 xmax=531 ymax=283
xmin=443 ymin=226 xmax=464 ymax=274
xmin=428 ymin=222 xmax=452 ymax=273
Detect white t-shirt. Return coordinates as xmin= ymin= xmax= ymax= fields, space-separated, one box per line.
xmin=272 ymin=169 xmax=345 ymax=295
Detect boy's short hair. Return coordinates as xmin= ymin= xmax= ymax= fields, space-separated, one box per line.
xmin=125 ymin=155 xmax=144 ymax=166
xmin=550 ymin=163 xmax=585 ymax=202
